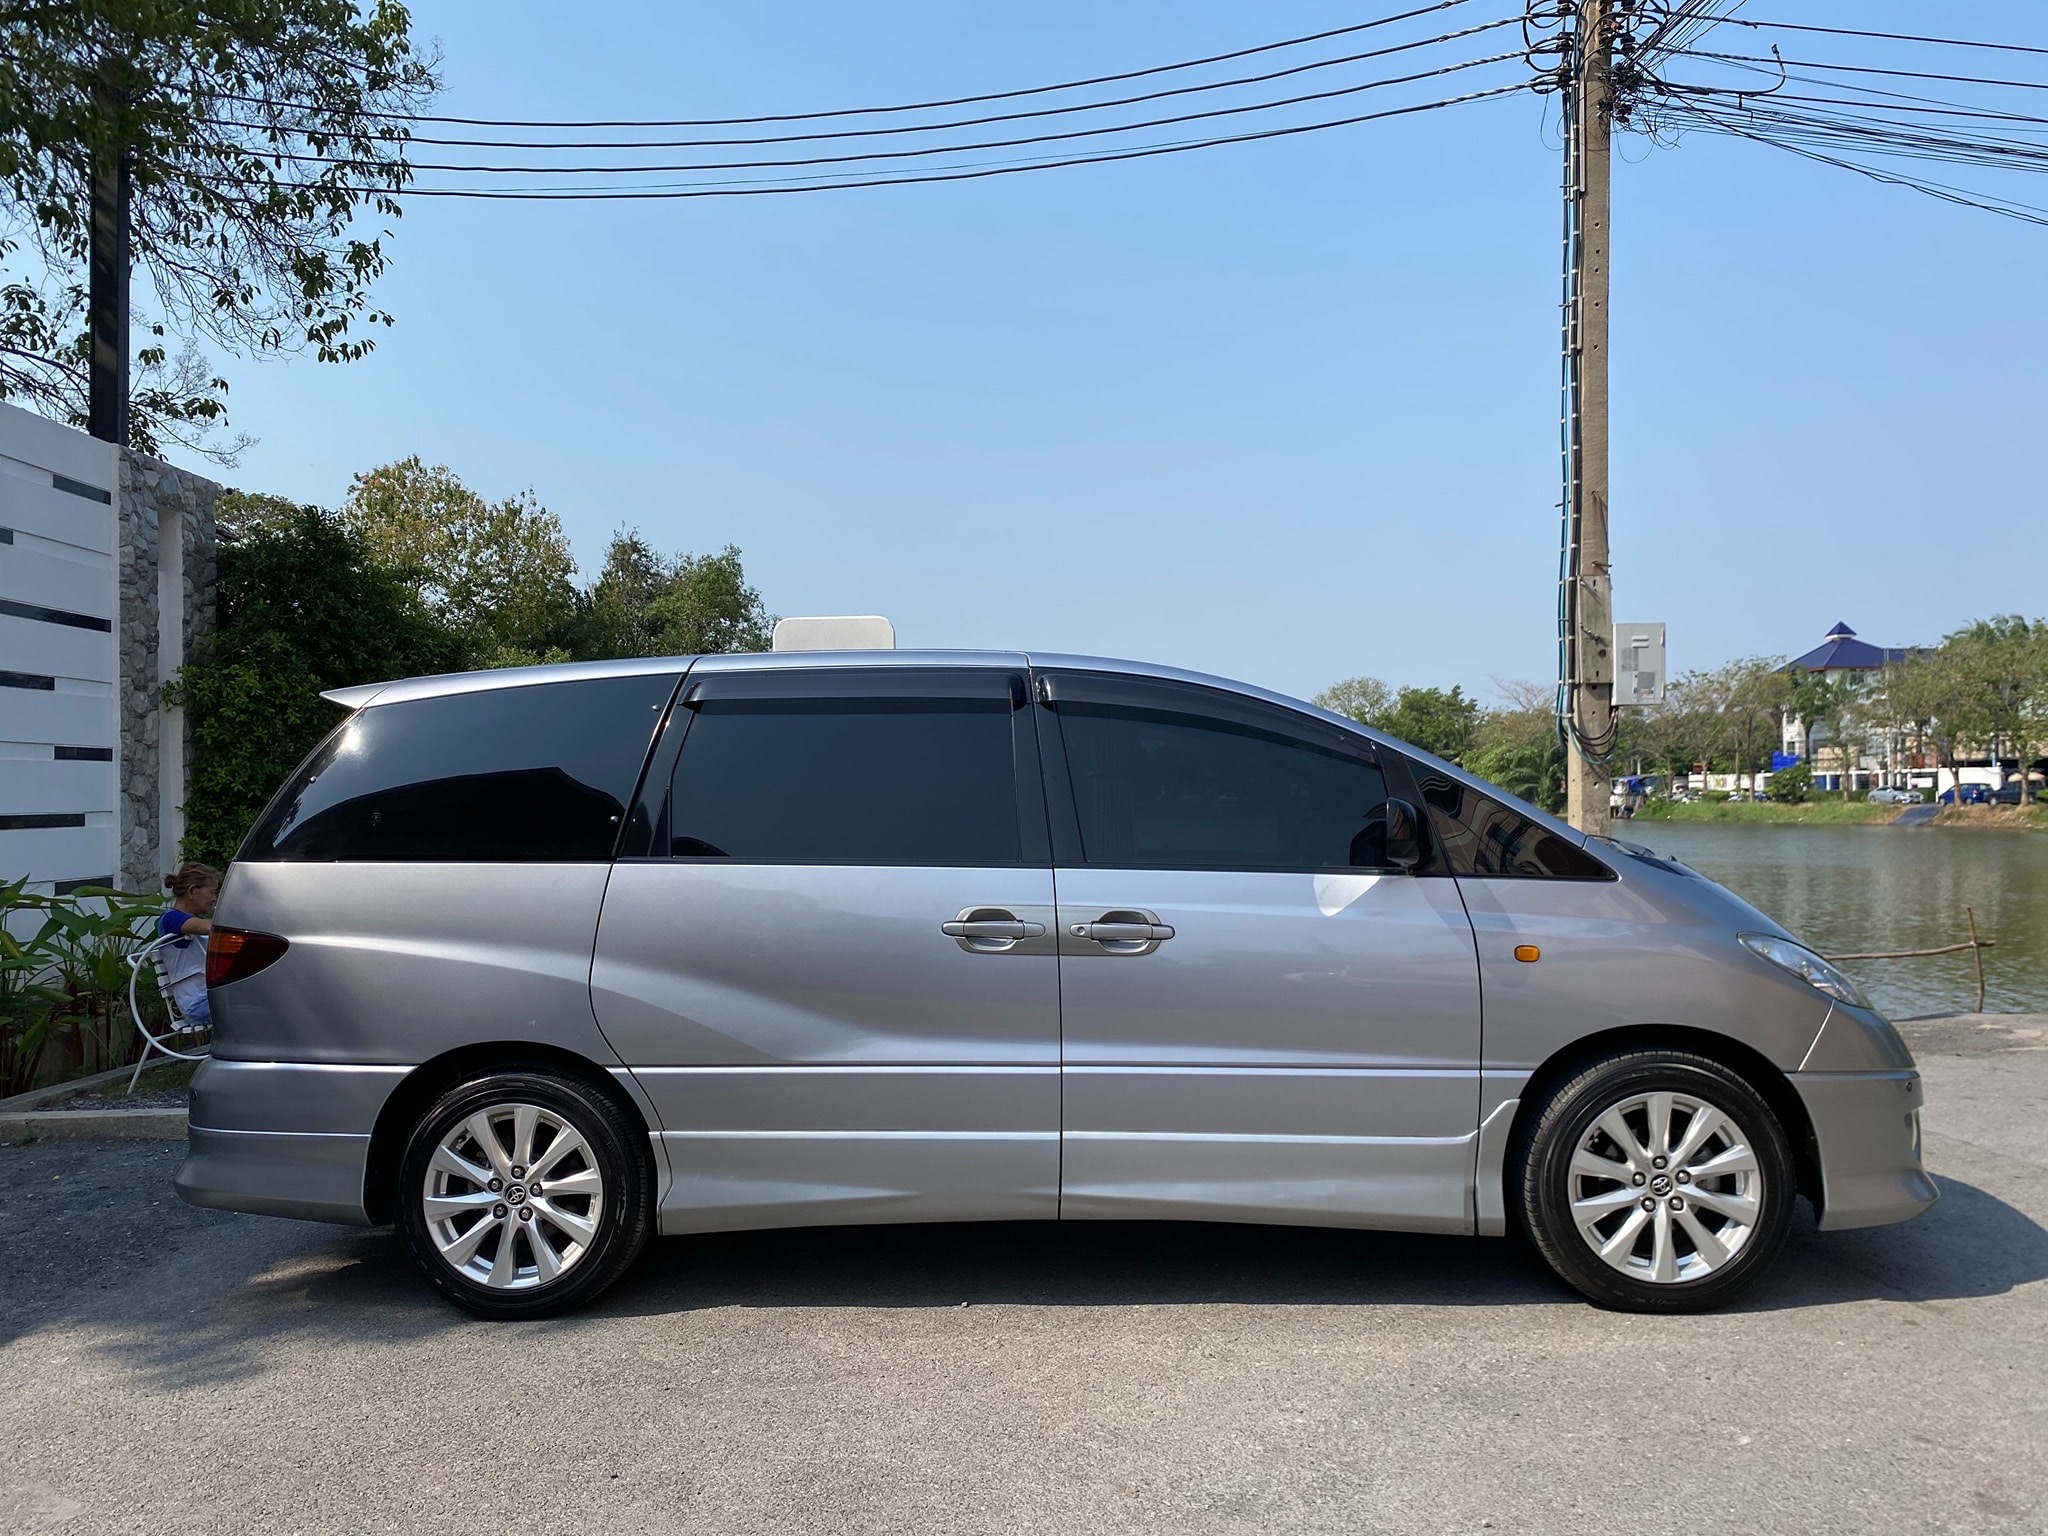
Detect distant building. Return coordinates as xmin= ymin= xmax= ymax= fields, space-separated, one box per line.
xmin=1777 ymin=621 xmax=1912 ymax=791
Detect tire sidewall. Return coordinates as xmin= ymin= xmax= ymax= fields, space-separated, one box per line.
xmin=396 ymin=1070 xmax=648 ymax=1319
xmin=1524 ymin=1053 xmax=1796 ymax=1313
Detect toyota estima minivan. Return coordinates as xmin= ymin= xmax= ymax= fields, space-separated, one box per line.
xmin=177 ymin=642 xmax=1935 ymax=1318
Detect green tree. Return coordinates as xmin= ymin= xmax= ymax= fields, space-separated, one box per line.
xmin=567 ymin=530 xmax=771 ymax=660
xmin=1312 ymin=676 xmax=1392 ymax=728
xmin=1765 ymin=762 xmax=1812 ymax=804
xmin=168 ymin=497 xmax=469 ymax=863
xmin=1944 ymin=616 xmax=2048 ymax=804
xmin=1789 ymin=670 xmax=1860 ymax=799
xmin=1364 ymin=686 xmax=1477 ymax=763
xmin=0 ymin=0 xmax=439 ymax=458
xmin=343 ymin=457 xmax=577 ymax=665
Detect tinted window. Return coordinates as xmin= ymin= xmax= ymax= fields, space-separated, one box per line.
xmin=1057 ymin=700 xmax=1393 ymax=870
xmin=1415 ymin=771 xmax=1612 ymax=879
xmin=244 ymin=675 xmax=679 ymax=862
xmin=667 ymin=696 xmax=1021 ymax=864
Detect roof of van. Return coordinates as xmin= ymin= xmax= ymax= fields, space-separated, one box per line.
xmin=321 ymin=650 xmax=1598 ymax=852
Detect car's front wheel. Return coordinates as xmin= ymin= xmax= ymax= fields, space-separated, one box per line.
xmin=1518 ymin=1050 xmax=1796 ymax=1312
xmin=395 ymin=1069 xmax=652 ymax=1319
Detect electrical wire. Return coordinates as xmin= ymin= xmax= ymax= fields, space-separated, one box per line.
xmin=233 ymin=79 xmax=1529 ymax=200
xmin=238 ymin=47 xmax=1529 ymax=176
xmin=1668 ymin=49 xmax=2048 ymax=95
xmin=207 ymin=14 xmax=1527 ymax=151
xmin=207 ymin=0 xmax=1480 ymax=129
xmin=1716 ymin=18 xmax=2048 ymax=62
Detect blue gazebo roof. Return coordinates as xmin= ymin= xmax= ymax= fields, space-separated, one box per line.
xmin=1784 ymin=621 xmax=1911 ymax=673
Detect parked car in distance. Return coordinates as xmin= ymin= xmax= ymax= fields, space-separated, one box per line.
xmin=176 ymin=646 xmax=1936 ymax=1320
xmin=1938 ymin=784 xmax=1992 ymax=806
xmin=1866 ymin=787 xmax=1921 ymax=805
xmin=1990 ymin=779 xmax=2041 ymax=806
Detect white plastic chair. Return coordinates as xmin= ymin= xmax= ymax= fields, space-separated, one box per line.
xmin=127 ymin=933 xmax=212 ymax=1092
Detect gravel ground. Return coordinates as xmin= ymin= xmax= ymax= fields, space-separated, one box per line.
xmin=1 ymin=1023 xmax=2042 ymax=1536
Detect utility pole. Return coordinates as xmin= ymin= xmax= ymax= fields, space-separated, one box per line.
xmin=1563 ymin=0 xmax=1614 ymax=836
xmin=87 ymin=60 xmax=130 ymax=446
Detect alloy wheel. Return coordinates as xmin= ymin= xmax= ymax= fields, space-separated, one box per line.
xmin=1568 ymin=1089 xmax=1763 ymax=1285
xmin=421 ymin=1102 xmax=606 ymax=1291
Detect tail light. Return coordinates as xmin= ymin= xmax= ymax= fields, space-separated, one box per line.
xmin=206 ymin=927 xmax=289 ymax=987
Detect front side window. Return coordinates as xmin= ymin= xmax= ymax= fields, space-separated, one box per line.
xmin=244 ymin=674 xmax=680 ymax=862
xmin=1415 ymin=770 xmax=1612 ymax=879
xmin=666 ymin=688 xmax=1023 ymax=865
xmin=1056 ymin=695 xmax=1393 ymax=871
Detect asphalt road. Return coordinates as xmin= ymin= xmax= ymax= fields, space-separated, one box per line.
xmin=3 ymin=1020 xmax=2044 ymax=1536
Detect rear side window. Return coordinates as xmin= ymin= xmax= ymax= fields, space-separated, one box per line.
xmin=1056 ymin=697 xmax=1393 ymax=871
xmin=244 ymin=674 xmax=679 ymax=862
xmin=1415 ymin=770 xmax=1612 ymax=879
xmin=664 ymin=681 xmax=1025 ymax=865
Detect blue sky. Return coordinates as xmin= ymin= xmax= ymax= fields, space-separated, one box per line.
xmin=215 ymin=1 xmax=2048 ymax=704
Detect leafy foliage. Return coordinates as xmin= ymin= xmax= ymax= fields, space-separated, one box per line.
xmin=170 ymin=496 xmax=470 ymax=863
xmin=0 ymin=878 xmax=165 ymax=1097
xmin=1765 ymin=762 xmax=1813 ymax=804
xmin=344 ymin=457 xmax=578 ymax=664
xmin=568 ymin=531 xmax=773 ymax=660
xmin=0 ymin=0 xmax=439 ymax=458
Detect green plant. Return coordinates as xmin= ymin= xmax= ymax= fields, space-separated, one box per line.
xmin=0 ymin=880 xmax=164 ymax=1096
xmin=1766 ymin=763 xmax=1814 ymax=804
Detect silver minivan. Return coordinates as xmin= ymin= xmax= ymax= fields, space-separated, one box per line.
xmin=176 ymin=649 xmax=1935 ymax=1318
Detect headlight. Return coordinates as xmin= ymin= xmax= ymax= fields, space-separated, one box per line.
xmin=1740 ymin=932 xmax=1872 ymax=1009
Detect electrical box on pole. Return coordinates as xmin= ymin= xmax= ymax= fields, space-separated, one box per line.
xmin=1613 ymin=623 xmax=1666 ymax=706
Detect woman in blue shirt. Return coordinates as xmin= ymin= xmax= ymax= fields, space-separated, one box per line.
xmin=159 ymin=862 xmax=220 ymax=1027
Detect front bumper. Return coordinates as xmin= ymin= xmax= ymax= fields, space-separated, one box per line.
xmin=1790 ymin=1068 xmax=1937 ymax=1231
xmin=173 ymin=1058 xmax=408 ymax=1227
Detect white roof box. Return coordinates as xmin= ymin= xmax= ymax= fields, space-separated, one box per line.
xmin=770 ymin=615 xmax=897 ymax=652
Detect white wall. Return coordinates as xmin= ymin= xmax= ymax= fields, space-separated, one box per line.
xmin=0 ymin=402 xmax=120 ymax=894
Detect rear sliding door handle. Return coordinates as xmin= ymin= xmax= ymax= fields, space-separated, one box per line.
xmin=1071 ymin=920 xmax=1175 ymax=943
xmin=1067 ymin=909 xmax=1175 ymax=954
xmin=941 ymin=907 xmax=1046 ymax=951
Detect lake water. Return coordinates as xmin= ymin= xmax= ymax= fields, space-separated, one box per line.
xmin=1622 ymin=822 xmax=2047 ymax=1018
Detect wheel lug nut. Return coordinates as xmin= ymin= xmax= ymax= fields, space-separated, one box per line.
xmin=493 ymin=1204 xmax=507 ymax=1219
xmin=529 ymin=1181 xmax=543 ymax=1195
xmin=1652 ymin=1156 xmax=1668 ymax=1170
xmin=510 ymin=1165 xmax=526 ymax=1180
xmin=488 ymin=1178 xmax=503 ymax=1193
xmin=1668 ymin=1197 xmax=1685 ymax=1212
xmin=518 ymin=1207 xmax=534 ymax=1222
xmin=1676 ymin=1170 xmax=1691 ymax=1184
xmin=1632 ymin=1172 xmax=1646 ymax=1187
xmin=1641 ymin=1197 xmax=1656 ymax=1212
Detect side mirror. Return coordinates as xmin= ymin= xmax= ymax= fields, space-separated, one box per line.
xmin=1383 ymin=797 xmax=1424 ymax=870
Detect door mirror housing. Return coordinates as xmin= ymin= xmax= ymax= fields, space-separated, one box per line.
xmin=1382 ymin=797 xmax=1424 ymax=870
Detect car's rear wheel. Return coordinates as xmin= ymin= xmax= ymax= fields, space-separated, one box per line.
xmin=395 ymin=1069 xmax=651 ymax=1319
xmin=1518 ymin=1050 xmax=1796 ymax=1312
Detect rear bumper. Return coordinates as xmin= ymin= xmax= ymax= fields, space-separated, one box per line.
xmin=173 ymin=1058 xmax=408 ymax=1227
xmin=1790 ymin=1068 xmax=1938 ymax=1231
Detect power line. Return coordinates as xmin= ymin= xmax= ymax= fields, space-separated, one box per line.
xmin=1670 ymin=49 xmax=2048 ymax=95
xmin=313 ymin=80 xmax=1527 ymax=200
xmin=291 ymin=49 xmax=1527 ymax=177
xmin=209 ymin=16 xmax=1525 ymax=150
xmin=214 ymin=21 xmax=1524 ymax=161
xmin=1718 ymin=18 xmax=2048 ymax=62
xmin=211 ymin=0 xmax=1480 ymax=130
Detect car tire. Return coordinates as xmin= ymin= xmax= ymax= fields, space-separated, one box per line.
xmin=395 ymin=1068 xmax=652 ymax=1320
xmin=1516 ymin=1049 xmax=1796 ymax=1313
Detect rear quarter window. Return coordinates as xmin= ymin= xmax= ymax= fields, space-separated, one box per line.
xmin=243 ymin=674 xmax=680 ymax=862
xmin=1415 ymin=770 xmax=1613 ymax=880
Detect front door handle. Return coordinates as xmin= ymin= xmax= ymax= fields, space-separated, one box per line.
xmin=1066 ymin=908 xmax=1175 ymax=955
xmin=941 ymin=907 xmax=1047 ymax=952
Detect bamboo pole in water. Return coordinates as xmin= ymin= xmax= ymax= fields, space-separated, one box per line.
xmin=1967 ymin=906 xmax=1985 ymax=1012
